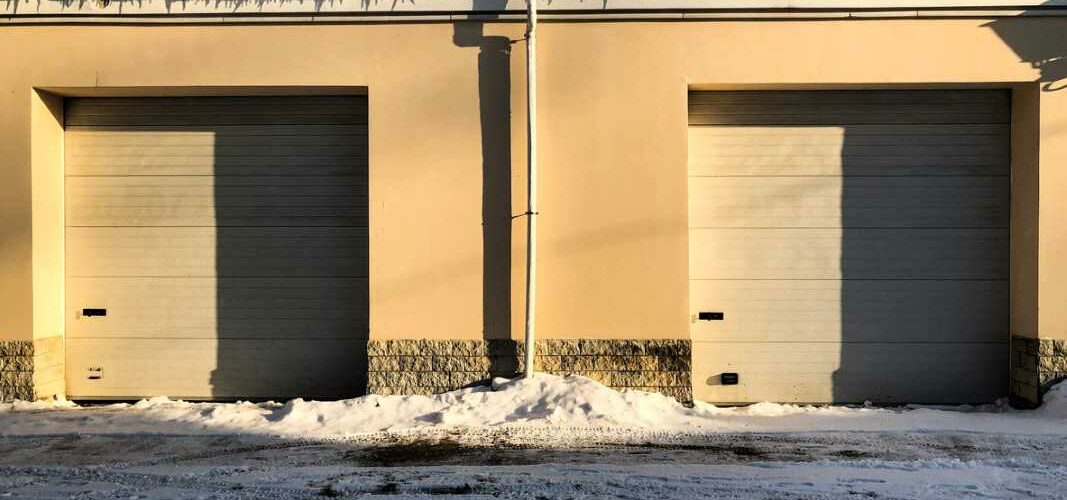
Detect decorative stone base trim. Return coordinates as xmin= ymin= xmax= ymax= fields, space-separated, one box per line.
xmin=366 ymin=339 xmax=518 ymax=396
xmin=1011 ymin=335 xmax=1067 ymax=407
xmin=0 ymin=337 xmax=65 ymax=402
xmin=367 ymin=339 xmax=692 ymax=402
xmin=533 ymin=339 xmax=692 ymax=402
xmin=0 ymin=340 xmax=35 ymax=402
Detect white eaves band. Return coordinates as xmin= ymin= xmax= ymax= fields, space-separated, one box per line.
xmin=3 ymin=0 xmax=1067 ymax=18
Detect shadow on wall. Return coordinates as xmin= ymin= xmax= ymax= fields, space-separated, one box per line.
xmin=207 ymin=96 xmax=370 ymax=399
xmin=453 ymin=6 xmax=523 ymax=378
xmin=986 ymin=2 xmax=1067 ymax=91
xmin=831 ymin=90 xmax=1011 ymax=403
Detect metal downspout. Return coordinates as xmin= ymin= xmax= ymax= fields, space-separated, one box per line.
xmin=523 ymin=0 xmax=538 ymax=378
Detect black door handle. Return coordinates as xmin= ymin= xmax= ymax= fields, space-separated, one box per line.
xmin=698 ymin=312 xmax=724 ymax=321
xmin=82 ymin=308 xmax=107 ymax=317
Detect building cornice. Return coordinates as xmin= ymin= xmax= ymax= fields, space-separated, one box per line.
xmin=3 ymin=0 xmax=1067 ymax=23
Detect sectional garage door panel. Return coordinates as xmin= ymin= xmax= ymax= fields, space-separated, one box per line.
xmin=688 ymin=90 xmax=1011 ymax=125
xmin=692 ymin=342 xmax=1007 ymax=405
xmin=65 ymin=96 xmax=369 ymax=400
xmin=66 ymin=176 xmax=368 ymax=227
xmin=65 ymin=338 xmax=367 ymax=400
xmin=690 ymin=228 xmax=1009 ymax=280
xmin=689 ymin=279 xmax=1009 ymax=344
xmin=688 ymin=90 xmax=1010 ymax=404
xmin=689 ymin=124 xmax=1010 ymax=177
xmin=66 ymin=227 xmax=369 ymax=279
xmin=67 ymin=277 xmax=367 ymax=340
xmin=688 ymin=176 xmax=1010 ymax=228
xmin=64 ymin=97 xmax=368 ymax=126
xmin=65 ymin=124 xmax=368 ymax=177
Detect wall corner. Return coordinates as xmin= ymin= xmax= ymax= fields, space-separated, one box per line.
xmin=29 ymin=89 xmax=66 ymax=401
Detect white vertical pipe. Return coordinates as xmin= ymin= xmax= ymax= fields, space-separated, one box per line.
xmin=523 ymin=0 xmax=538 ymax=379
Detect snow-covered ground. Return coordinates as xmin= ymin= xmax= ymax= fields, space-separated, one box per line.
xmin=5 ymin=458 xmax=1062 ymax=499
xmin=1 ymin=374 xmax=1066 ymax=498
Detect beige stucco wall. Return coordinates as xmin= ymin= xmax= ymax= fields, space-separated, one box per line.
xmin=30 ymin=90 xmax=64 ymax=343
xmin=0 ymin=18 xmax=1064 ymax=349
xmin=1039 ymin=85 xmax=1067 ymax=340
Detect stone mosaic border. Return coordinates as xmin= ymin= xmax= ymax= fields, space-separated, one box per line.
xmin=367 ymin=339 xmax=692 ymax=402
xmin=6 ymin=337 xmax=692 ymax=402
xmin=0 ymin=340 xmax=35 ymax=401
xmin=1011 ymin=335 xmax=1067 ymax=407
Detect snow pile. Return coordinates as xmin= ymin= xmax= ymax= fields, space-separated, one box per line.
xmin=120 ymin=374 xmax=698 ymax=436
xmin=271 ymin=374 xmax=696 ymax=431
xmin=1034 ymin=381 xmax=1067 ymax=418
xmin=1 ymin=374 xmax=1067 ymax=438
xmin=0 ymin=375 xmax=701 ymax=437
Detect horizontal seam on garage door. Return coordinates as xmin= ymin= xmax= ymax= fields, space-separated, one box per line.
xmin=692 ymin=341 xmax=1010 ymax=344
xmin=689 ymin=278 xmax=1009 ymax=281
xmin=67 ymin=337 xmax=371 ymax=340
xmin=66 ymin=225 xmax=369 ymax=228
xmin=689 ymin=227 xmax=1009 ymax=229
xmin=686 ymin=175 xmax=1011 ymax=178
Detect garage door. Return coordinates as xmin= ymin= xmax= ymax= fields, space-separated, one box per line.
xmin=65 ymin=96 xmax=368 ymax=400
xmin=688 ymin=90 xmax=1010 ymax=404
